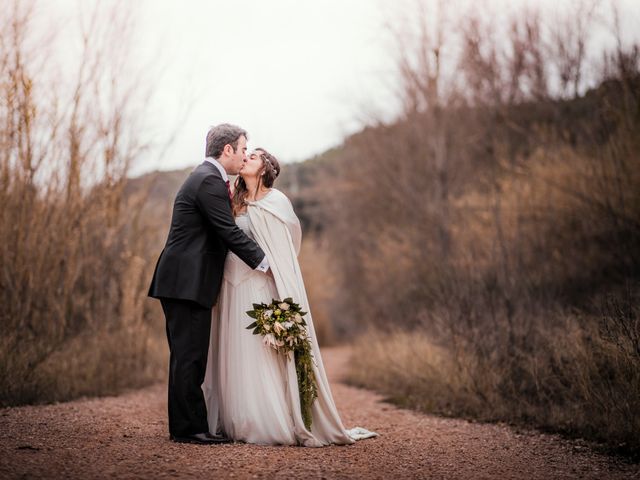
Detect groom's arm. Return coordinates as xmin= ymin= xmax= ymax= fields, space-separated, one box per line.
xmin=195 ymin=175 xmax=267 ymax=270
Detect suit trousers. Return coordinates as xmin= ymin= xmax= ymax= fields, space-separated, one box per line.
xmin=160 ymin=298 xmax=212 ymax=437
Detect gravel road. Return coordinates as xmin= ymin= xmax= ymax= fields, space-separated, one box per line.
xmin=1 ymin=346 xmax=637 ymax=479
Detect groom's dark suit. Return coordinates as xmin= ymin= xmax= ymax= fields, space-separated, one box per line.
xmin=148 ymin=161 xmax=265 ymax=438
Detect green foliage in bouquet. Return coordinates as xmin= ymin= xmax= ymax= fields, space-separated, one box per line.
xmin=246 ymin=297 xmax=318 ymax=430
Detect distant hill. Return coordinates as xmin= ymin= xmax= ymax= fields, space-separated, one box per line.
xmin=126 ymin=75 xmax=639 ymax=240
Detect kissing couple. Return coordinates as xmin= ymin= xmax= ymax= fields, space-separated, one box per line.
xmin=148 ymin=124 xmax=377 ymax=446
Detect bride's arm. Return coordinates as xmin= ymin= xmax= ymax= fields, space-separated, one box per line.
xmin=251 ymin=190 xmax=302 ymax=255
xmin=247 ymin=202 xmax=304 ymax=300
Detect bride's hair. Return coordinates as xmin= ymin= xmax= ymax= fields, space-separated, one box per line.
xmin=232 ymin=148 xmax=280 ymax=216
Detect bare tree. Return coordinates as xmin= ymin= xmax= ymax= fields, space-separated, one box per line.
xmin=0 ymin=0 xmax=163 ymax=406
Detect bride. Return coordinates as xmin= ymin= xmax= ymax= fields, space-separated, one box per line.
xmin=202 ymin=148 xmax=376 ymax=447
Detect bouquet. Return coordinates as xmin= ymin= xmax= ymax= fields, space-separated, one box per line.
xmin=246 ymin=297 xmax=318 ymax=430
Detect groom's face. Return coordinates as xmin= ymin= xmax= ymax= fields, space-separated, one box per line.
xmin=226 ymin=135 xmax=248 ymax=175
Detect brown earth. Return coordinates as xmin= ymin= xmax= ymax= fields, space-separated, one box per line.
xmin=1 ymin=346 xmax=638 ymax=479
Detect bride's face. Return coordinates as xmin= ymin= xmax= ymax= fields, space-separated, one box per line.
xmin=240 ymin=150 xmax=264 ymax=179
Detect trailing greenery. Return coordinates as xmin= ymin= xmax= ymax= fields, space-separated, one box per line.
xmin=246 ymin=298 xmax=318 ymax=430
xmin=295 ymin=342 xmax=319 ymax=431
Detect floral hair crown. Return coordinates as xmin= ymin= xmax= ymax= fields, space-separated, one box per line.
xmin=261 ymin=152 xmax=279 ymax=177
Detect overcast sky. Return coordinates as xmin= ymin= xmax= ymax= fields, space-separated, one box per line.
xmin=131 ymin=0 xmax=393 ymax=175
xmin=41 ymin=0 xmax=640 ymax=176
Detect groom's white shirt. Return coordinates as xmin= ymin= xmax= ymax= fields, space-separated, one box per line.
xmin=205 ymin=157 xmax=269 ymax=273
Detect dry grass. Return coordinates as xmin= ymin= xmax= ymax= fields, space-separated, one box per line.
xmin=0 ymin=2 xmax=166 ymax=406
xmin=336 ymin=127 xmax=640 ymax=453
xmin=347 ymin=297 xmax=640 ymax=455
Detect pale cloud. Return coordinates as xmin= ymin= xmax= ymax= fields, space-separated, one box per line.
xmin=34 ymin=0 xmax=640 ymax=175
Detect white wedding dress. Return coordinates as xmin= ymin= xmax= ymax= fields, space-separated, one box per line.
xmin=202 ymin=189 xmax=377 ymax=446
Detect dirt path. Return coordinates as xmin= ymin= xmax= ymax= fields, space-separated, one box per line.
xmin=1 ymin=346 xmax=637 ymax=479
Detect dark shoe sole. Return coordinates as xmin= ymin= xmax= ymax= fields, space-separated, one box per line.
xmin=170 ymin=435 xmax=232 ymax=445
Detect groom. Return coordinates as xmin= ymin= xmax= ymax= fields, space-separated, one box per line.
xmin=148 ymin=124 xmax=269 ymax=444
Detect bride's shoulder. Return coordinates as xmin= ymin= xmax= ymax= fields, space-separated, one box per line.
xmin=268 ymin=188 xmax=291 ymax=204
xmin=259 ymin=189 xmax=296 ymax=217
xmin=260 ymin=188 xmax=292 ymax=208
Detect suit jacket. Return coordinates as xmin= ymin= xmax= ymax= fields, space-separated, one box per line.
xmin=148 ymin=161 xmax=265 ymax=308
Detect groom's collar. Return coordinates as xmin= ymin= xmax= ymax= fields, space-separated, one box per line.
xmin=204 ymin=157 xmax=229 ymax=182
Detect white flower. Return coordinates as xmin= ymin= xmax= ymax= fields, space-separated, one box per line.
xmin=278 ymin=302 xmax=290 ymax=311
xmin=264 ymin=309 xmax=273 ymax=318
xmin=283 ymin=321 xmax=294 ymax=329
xmin=264 ymin=324 xmax=271 ymax=332
xmin=294 ymin=313 xmax=302 ymax=323
xmin=262 ymin=333 xmax=276 ymax=349
xmin=273 ymin=322 xmax=285 ymax=334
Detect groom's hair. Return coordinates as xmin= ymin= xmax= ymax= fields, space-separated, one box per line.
xmin=205 ymin=123 xmax=248 ymax=159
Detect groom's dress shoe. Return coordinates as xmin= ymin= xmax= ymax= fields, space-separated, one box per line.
xmin=170 ymin=432 xmax=232 ymax=445
xmin=204 ymin=432 xmax=233 ymax=443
